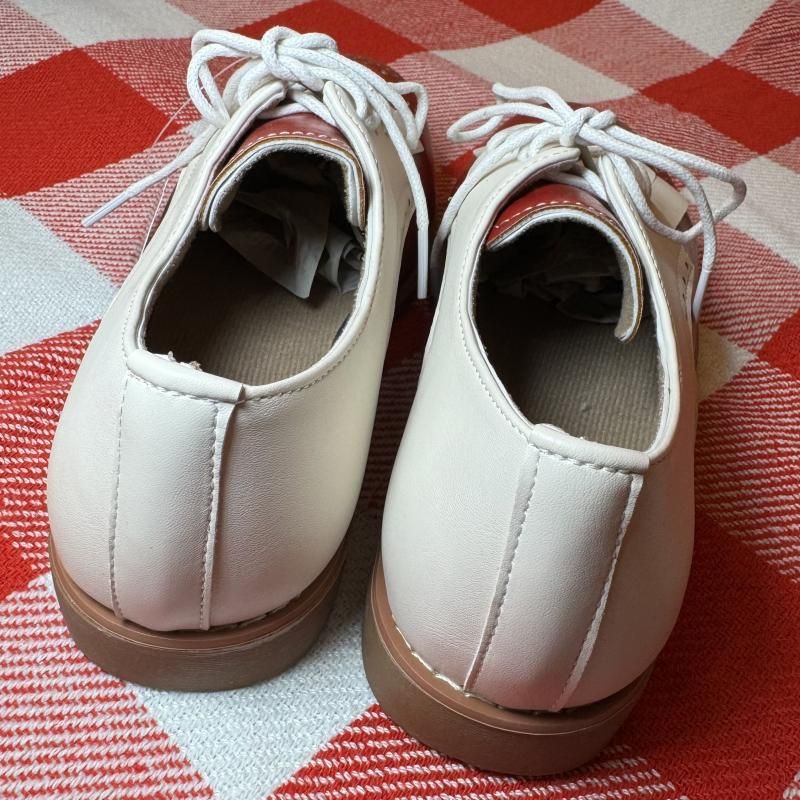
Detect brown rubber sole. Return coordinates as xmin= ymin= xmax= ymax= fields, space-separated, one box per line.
xmin=51 ymin=536 xmax=344 ymax=691
xmin=363 ymin=557 xmax=653 ymax=776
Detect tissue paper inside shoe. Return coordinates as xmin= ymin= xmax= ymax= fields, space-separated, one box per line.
xmin=483 ymin=183 xmax=644 ymax=342
xmin=218 ymin=185 xmax=363 ymax=299
xmin=203 ymin=114 xmax=366 ymax=300
xmin=486 ymin=223 xmax=625 ymax=323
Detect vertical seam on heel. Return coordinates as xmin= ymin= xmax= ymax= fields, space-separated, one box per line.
xmin=552 ymin=472 xmax=644 ymax=710
xmin=199 ymin=403 xmax=220 ymax=630
xmin=465 ymin=447 xmax=541 ymax=690
xmin=108 ymin=372 xmax=129 ymax=619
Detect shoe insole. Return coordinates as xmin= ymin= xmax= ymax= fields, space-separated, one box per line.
xmin=146 ymin=231 xmax=353 ymax=386
xmin=476 ymin=290 xmax=661 ymax=451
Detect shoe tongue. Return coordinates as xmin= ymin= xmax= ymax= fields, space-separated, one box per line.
xmin=201 ymin=112 xmax=366 ymax=232
xmin=485 ymin=183 xmax=645 ymax=342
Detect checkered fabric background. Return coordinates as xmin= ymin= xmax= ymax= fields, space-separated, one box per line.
xmin=1 ymin=0 xmax=798 ymax=797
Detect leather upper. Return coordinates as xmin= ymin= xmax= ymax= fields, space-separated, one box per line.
xmin=48 ymin=81 xmax=418 ymax=631
xmin=382 ymin=145 xmax=698 ymax=711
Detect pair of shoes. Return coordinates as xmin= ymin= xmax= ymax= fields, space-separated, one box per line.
xmin=47 ymin=27 xmax=745 ymax=776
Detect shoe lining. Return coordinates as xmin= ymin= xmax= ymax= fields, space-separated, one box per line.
xmin=476 ymin=221 xmax=661 ymax=451
xmin=146 ymin=152 xmax=359 ymax=386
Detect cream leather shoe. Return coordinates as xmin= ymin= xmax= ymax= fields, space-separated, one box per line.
xmin=47 ymin=27 xmax=430 ymax=690
xmin=365 ymin=85 xmax=745 ymax=774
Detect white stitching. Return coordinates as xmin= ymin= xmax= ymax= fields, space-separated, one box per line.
xmin=391 ymin=613 xmax=574 ymax=716
xmin=199 ymin=404 xmax=220 ymax=628
xmin=246 ymin=129 xmax=349 ymax=147
xmin=552 ymin=472 xmax=641 ymax=709
xmin=126 ymin=370 xmax=220 ymax=404
xmin=538 ymin=447 xmax=638 ymax=476
xmin=466 ymin=450 xmax=541 ymax=688
xmin=488 ymin=200 xmax=629 ymax=241
xmin=492 ymin=199 xmax=610 ymax=228
xmin=107 ymin=373 xmax=129 ymax=619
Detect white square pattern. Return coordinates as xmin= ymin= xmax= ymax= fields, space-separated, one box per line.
xmin=0 ymin=200 xmax=115 ymax=355
xmin=14 ymin=0 xmax=201 ymax=46
xmin=437 ymin=35 xmax=634 ymax=103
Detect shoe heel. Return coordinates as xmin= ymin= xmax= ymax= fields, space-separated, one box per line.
xmin=363 ymin=556 xmax=652 ymax=776
xmin=51 ymin=536 xmax=344 ymax=691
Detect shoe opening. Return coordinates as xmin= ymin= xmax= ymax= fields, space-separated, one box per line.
xmin=145 ymin=140 xmax=364 ymax=386
xmin=475 ymin=215 xmax=663 ymax=451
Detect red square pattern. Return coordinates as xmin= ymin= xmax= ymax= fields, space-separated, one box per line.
xmin=461 ymin=0 xmax=602 ymax=33
xmin=18 ymin=134 xmax=190 ymax=286
xmin=0 ymin=324 xmax=97 ymax=577
xmin=0 ymin=535 xmax=33 ymax=602
xmin=86 ymin=38 xmax=193 ymax=118
xmin=336 ymin=0 xmax=515 ymax=52
xmin=273 ymin=703 xmax=682 ymax=799
xmin=238 ymin=0 xmax=422 ymax=64
xmin=391 ymin=51 xmax=494 ymax=162
xmin=769 ymin=137 xmax=800 ymax=174
xmin=760 ymin=307 xmax=800 ymax=380
xmin=0 ymin=49 xmax=169 ymax=197
xmin=644 ymin=60 xmax=800 ymax=154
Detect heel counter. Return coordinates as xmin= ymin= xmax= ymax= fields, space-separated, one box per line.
xmin=48 ymin=326 xmax=126 ymax=613
xmin=108 ymin=371 xmax=239 ymax=631
xmin=466 ymin=442 xmax=646 ymax=711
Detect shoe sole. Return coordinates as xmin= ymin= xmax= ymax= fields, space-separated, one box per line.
xmin=363 ymin=556 xmax=652 ymax=776
xmin=51 ymin=535 xmax=344 ymax=691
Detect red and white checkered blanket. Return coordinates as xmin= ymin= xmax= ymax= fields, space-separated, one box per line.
xmin=1 ymin=1 xmax=799 ymax=797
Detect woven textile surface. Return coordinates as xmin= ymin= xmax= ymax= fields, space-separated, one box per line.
xmin=1 ymin=1 xmax=799 ymax=797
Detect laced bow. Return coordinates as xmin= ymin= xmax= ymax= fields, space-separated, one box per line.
xmin=434 ymin=85 xmax=746 ymax=318
xmin=85 ymin=27 xmax=431 ymax=297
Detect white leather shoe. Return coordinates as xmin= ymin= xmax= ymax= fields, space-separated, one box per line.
xmin=365 ymin=85 xmax=745 ymax=773
xmin=47 ymin=28 xmax=430 ymax=690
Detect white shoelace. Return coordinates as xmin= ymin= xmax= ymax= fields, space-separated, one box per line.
xmin=434 ymin=85 xmax=746 ymax=319
xmin=85 ymin=27 xmax=431 ymax=297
